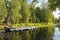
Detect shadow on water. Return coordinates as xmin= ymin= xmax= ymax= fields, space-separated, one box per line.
xmin=0 ymin=27 xmax=55 ymax=40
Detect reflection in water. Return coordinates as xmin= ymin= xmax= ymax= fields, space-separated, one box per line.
xmin=53 ymin=27 xmax=60 ymax=40
xmin=4 ymin=32 xmax=12 ymax=40
xmin=59 ymin=28 xmax=60 ymax=31
xmin=3 ymin=30 xmax=32 ymax=40
xmin=0 ymin=27 xmax=55 ymax=40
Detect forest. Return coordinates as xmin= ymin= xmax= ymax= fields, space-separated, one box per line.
xmin=0 ymin=0 xmax=60 ymax=40
xmin=0 ymin=0 xmax=55 ymax=25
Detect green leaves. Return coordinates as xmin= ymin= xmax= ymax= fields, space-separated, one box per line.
xmin=0 ymin=0 xmax=8 ymax=23
xmin=21 ymin=0 xmax=31 ymax=23
xmin=0 ymin=0 xmax=54 ymax=23
xmin=48 ymin=0 xmax=60 ymax=11
xmin=32 ymin=0 xmax=38 ymax=3
xmin=10 ymin=0 xmax=22 ymax=23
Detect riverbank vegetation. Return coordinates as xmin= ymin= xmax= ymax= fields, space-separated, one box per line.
xmin=0 ymin=0 xmax=59 ymax=40
xmin=0 ymin=26 xmax=54 ymax=40
xmin=0 ymin=0 xmax=55 ymax=30
xmin=12 ymin=23 xmax=53 ymax=28
xmin=0 ymin=0 xmax=54 ymax=26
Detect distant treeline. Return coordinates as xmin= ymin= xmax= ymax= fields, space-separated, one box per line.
xmin=0 ymin=0 xmax=54 ymax=24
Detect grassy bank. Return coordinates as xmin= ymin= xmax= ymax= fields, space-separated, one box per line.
xmin=12 ymin=23 xmax=53 ymax=28
xmin=0 ymin=25 xmax=54 ymax=40
xmin=0 ymin=23 xmax=54 ymax=33
xmin=0 ymin=23 xmax=54 ymax=29
xmin=0 ymin=23 xmax=54 ymax=40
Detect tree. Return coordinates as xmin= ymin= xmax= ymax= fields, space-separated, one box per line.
xmin=35 ymin=6 xmax=54 ymax=23
xmin=35 ymin=7 xmax=42 ymax=22
xmin=10 ymin=0 xmax=22 ymax=23
xmin=0 ymin=0 xmax=8 ymax=23
xmin=29 ymin=0 xmax=38 ymax=23
xmin=56 ymin=17 xmax=60 ymax=23
xmin=32 ymin=0 xmax=38 ymax=3
xmin=54 ymin=18 xmax=58 ymax=23
xmin=48 ymin=0 xmax=60 ymax=11
xmin=40 ymin=8 xmax=54 ymax=23
xmin=30 ymin=3 xmax=35 ymax=23
xmin=21 ymin=0 xmax=31 ymax=23
xmin=44 ymin=9 xmax=54 ymax=23
xmin=35 ymin=7 xmax=48 ymax=23
xmin=5 ymin=0 xmax=11 ymax=18
xmin=41 ymin=1 xmax=54 ymax=23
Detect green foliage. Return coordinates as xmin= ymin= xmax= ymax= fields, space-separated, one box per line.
xmin=0 ymin=0 xmax=54 ymax=24
xmin=21 ymin=0 xmax=31 ymax=23
xmin=29 ymin=2 xmax=36 ymax=23
xmin=10 ymin=0 xmax=22 ymax=23
xmin=55 ymin=17 xmax=60 ymax=23
xmin=0 ymin=26 xmax=54 ymax=40
xmin=42 ymin=9 xmax=54 ymax=23
xmin=0 ymin=0 xmax=55 ymax=40
xmin=35 ymin=7 xmax=42 ymax=22
xmin=35 ymin=7 xmax=54 ymax=23
xmin=0 ymin=0 xmax=8 ymax=23
xmin=48 ymin=0 xmax=60 ymax=11
xmin=32 ymin=0 xmax=38 ymax=3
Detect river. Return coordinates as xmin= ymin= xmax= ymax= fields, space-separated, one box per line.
xmin=53 ymin=27 xmax=60 ymax=40
xmin=0 ymin=27 xmax=60 ymax=40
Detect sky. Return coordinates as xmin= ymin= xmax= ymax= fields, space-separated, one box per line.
xmin=28 ymin=0 xmax=60 ymax=18
xmin=53 ymin=8 xmax=60 ymax=19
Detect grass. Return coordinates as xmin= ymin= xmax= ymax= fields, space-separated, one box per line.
xmin=0 ymin=25 xmax=4 ymax=32
xmin=0 ymin=23 xmax=54 ymax=29
xmin=12 ymin=23 xmax=54 ymax=28
xmin=0 ymin=25 xmax=4 ymax=29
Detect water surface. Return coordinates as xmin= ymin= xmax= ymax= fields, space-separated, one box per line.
xmin=53 ymin=27 xmax=60 ymax=40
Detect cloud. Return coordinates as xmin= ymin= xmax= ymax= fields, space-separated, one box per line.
xmin=53 ymin=8 xmax=60 ymax=18
xmin=35 ymin=0 xmax=48 ymax=8
xmin=35 ymin=3 xmax=41 ymax=8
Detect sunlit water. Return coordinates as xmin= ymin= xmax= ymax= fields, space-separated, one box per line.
xmin=53 ymin=27 xmax=60 ymax=40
